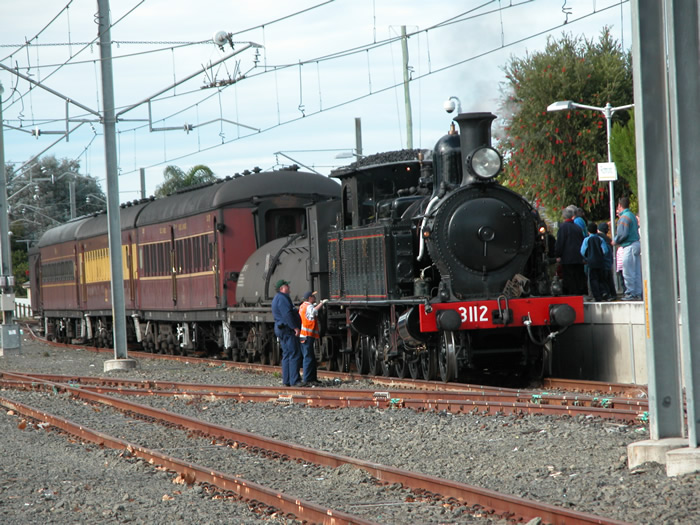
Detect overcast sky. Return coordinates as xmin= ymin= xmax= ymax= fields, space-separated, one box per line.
xmin=1 ymin=0 xmax=631 ymax=201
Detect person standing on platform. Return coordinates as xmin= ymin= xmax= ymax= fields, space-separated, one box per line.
xmin=298 ymin=291 xmax=327 ymax=385
xmin=581 ymin=222 xmax=609 ymax=302
xmin=555 ymin=206 xmax=587 ymax=295
xmin=574 ymin=206 xmax=588 ymax=236
xmin=613 ymin=197 xmax=642 ymax=301
xmin=598 ymin=222 xmax=618 ymax=300
xmin=271 ymin=279 xmax=302 ymax=387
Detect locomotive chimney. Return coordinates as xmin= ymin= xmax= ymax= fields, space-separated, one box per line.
xmin=453 ymin=112 xmax=497 ymax=185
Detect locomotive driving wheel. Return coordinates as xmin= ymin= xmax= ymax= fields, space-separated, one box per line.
xmin=421 ymin=348 xmax=438 ymax=380
xmin=379 ymin=317 xmax=396 ymax=377
xmin=394 ymin=348 xmax=409 ymax=378
xmin=407 ymin=349 xmax=423 ymax=379
xmin=367 ymin=335 xmax=383 ymax=376
xmin=355 ymin=336 xmax=370 ymax=374
xmin=438 ymin=331 xmax=458 ymax=383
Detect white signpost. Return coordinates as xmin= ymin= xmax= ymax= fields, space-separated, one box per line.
xmin=597 ymin=162 xmax=618 ymax=182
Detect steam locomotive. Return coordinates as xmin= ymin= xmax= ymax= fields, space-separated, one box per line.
xmin=29 ymin=109 xmax=583 ymax=383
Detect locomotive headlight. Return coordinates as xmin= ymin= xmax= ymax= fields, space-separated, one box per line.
xmin=467 ymin=147 xmax=502 ymax=180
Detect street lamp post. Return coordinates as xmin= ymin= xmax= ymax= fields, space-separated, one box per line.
xmin=546 ymin=100 xmax=634 ymax=241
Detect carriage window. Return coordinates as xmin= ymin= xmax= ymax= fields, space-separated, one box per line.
xmin=265 ymin=209 xmax=305 ymax=241
xmin=176 ymin=240 xmax=184 ymax=274
xmin=194 ymin=236 xmax=201 ymax=271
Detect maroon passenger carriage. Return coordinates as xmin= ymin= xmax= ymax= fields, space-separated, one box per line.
xmin=29 ymin=166 xmax=341 ymax=362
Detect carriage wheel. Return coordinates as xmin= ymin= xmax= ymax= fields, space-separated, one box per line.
xmin=260 ymin=344 xmax=270 ymax=365
xmin=271 ymin=336 xmax=281 ymax=366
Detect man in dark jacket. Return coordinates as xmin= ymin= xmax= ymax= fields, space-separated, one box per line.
xmin=271 ymin=279 xmax=302 ymax=386
xmin=555 ymin=207 xmax=587 ymax=295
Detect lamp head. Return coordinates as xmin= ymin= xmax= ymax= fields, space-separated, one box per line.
xmin=546 ymin=100 xmax=574 ymax=112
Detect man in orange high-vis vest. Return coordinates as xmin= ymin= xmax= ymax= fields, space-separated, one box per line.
xmin=299 ymin=291 xmax=327 ymax=384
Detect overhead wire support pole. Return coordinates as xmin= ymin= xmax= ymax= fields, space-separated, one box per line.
xmin=666 ymin=0 xmax=700 ymax=451
xmin=628 ymin=0 xmax=684 ymax=458
xmin=96 ymin=0 xmax=135 ymax=371
xmin=0 ymin=81 xmax=21 ymax=355
xmin=401 ymin=26 xmax=413 ymax=150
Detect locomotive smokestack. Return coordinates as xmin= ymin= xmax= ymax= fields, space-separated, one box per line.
xmin=453 ymin=112 xmax=497 ymax=185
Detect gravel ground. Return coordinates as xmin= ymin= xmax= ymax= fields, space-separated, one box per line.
xmin=2 ymin=337 xmax=700 ymax=524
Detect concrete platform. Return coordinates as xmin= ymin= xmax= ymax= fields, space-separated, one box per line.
xmin=553 ymin=299 xmax=648 ymax=384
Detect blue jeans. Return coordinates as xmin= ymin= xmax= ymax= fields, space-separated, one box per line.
xmin=622 ymin=241 xmax=642 ymax=297
xmin=279 ymin=332 xmax=301 ymax=386
xmin=300 ymin=337 xmax=317 ymax=383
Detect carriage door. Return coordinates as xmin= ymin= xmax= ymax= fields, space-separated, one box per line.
xmin=127 ymin=234 xmax=135 ymax=304
xmin=73 ymin=246 xmax=80 ymax=307
xmin=80 ymin=245 xmax=87 ymax=305
xmin=212 ymin=218 xmax=220 ymax=304
xmin=170 ymin=227 xmax=177 ymax=304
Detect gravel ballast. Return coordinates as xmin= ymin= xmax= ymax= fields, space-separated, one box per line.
xmin=2 ymin=337 xmax=699 ymax=524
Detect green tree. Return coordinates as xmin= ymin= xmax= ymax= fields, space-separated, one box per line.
xmin=498 ymin=28 xmax=633 ymax=219
xmin=155 ymin=165 xmax=218 ymax=197
xmin=609 ymin=109 xmax=637 ymax=197
xmin=6 ymin=155 xmax=106 ymax=294
xmin=7 ymin=156 xmax=105 ymax=240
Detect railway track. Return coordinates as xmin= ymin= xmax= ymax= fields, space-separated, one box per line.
xmin=0 ymin=373 xmax=632 ymax=525
xmin=27 ymin=329 xmax=649 ymax=408
xmin=1 ymin=371 xmax=648 ymax=423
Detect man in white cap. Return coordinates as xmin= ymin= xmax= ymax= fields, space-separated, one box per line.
xmin=298 ymin=291 xmax=327 ymax=384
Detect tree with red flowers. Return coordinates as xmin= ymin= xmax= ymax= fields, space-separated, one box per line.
xmin=498 ymin=28 xmax=633 ymax=220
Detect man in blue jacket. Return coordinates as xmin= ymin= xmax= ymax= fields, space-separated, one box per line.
xmin=581 ymin=222 xmax=609 ymax=301
xmin=271 ymin=279 xmax=302 ymax=386
xmin=613 ymin=197 xmax=642 ymax=301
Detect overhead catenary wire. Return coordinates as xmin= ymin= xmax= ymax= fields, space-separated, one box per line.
xmin=115 ymin=1 xmax=629 ymax=176
xmin=2 ymin=0 xmax=629 ymax=183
